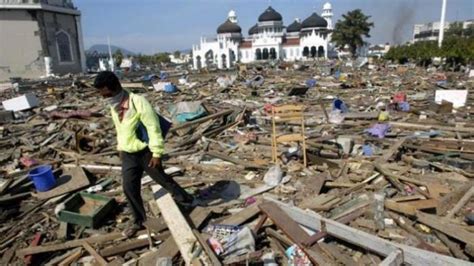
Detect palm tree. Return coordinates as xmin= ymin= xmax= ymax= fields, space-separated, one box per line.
xmin=332 ymin=9 xmax=374 ymax=58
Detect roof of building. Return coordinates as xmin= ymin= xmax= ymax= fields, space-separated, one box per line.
xmin=301 ymin=12 xmax=328 ymax=28
xmin=323 ymin=2 xmax=332 ymax=10
xmin=287 ymin=20 xmax=302 ymax=32
xmin=217 ymin=19 xmax=242 ymax=34
xmin=258 ymin=6 xmax=282 ymax=22
xmin=248 ymin=24 xmax=259 ymax=35
xmin=282 ymin=38 xmax=300 ymax=46
xmin=369 ymin=45 xmax=385 ymax=51
xmin=240 ymin=40 xmax=252 ymax=48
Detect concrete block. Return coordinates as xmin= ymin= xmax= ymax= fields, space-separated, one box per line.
xmin=2 ymin=93 xmax=39 ymax=112
xmin=336 ymin=136 xmax=354 ymax=155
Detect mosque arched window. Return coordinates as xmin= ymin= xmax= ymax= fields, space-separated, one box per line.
xmin=56 ymin=30 xmax=73 ymax=63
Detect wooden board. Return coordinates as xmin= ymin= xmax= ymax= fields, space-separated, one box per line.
xmin=264 ymin=197 xmax=471 ymax=266
xmin=16 ymin=230 xmax=144 ymax=257
xmin=82 ymin=242 xmax=107 ymax=266
xmin=259 ymin=202 xmax=333 ymax=265
xmin=151 ymin=184 xmax=209 ymax=265
xmin=416 ymin=211 xmax=474 ymax=246
xmin=220 ymin=203 xmax=260 ymax=225
xmin=34 ymin=167 xmax=90 ymax=200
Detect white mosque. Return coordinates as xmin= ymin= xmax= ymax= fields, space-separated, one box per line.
xmin=192 ymin=3 xmax=334 ymax=70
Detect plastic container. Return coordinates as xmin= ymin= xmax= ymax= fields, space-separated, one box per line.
xmin=164 ymin=83 xmax=177 ymax=93
xmin=29 ymin=165 xmax=56 ymax=192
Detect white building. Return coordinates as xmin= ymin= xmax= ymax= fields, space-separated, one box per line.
xmin=192 ymin=3 xmax=334 ymax=70
xmin=413 ymin=19 xmax=473 ymax=43
xmin=169 ymin=53 xmax=191 ymax=65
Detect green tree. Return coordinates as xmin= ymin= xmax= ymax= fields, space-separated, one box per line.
xmin=464 ymin=24 xmax=474 ymax=37
xmin=173 ymin=50 xmax=181 ymax=59
xmin=446 ymin=22 xmax=464 ymax=37
xmin=113 ymin=49 xmax=123 ymax=66
xmin=332 ymin=9 xmax=374 ymax=57
xmin=153 ymin=53 xmax=171 ymax=64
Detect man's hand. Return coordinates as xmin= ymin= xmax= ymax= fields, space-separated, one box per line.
xmin=148 ymin=157 xmax=161 ymax=168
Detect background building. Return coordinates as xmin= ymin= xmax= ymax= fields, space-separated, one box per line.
xmin=412 ymin=19 xmax=473 ymax=43
xmin=192 ymin=3 xmax=334 ymax=70
xmin=0 ymin=0 xmax=85 ymax=80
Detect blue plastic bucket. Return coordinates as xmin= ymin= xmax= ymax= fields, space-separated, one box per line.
xmin=164 ymin=83 xmax=177 ymax=93
xmin=29 ymin=165 xmax=56 ymax=192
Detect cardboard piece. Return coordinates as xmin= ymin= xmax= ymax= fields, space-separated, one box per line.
xmin=2 ymin=93 xmax=39 ymax=111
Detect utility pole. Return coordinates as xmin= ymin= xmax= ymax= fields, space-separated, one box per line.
xmin=107 ymin=36 xmax=115 ymax=71
xmin=438 ymin=0 xmax=447 ymax=48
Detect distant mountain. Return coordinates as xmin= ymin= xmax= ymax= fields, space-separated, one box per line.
xmin=86 ymin=44 xmax=136 ymax=56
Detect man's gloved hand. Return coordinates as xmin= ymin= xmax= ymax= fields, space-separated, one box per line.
xmin=148 ymin=157 xmax=161 ymax=168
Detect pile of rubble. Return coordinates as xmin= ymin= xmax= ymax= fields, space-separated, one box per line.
xmin=0 ymin=61 xmax=473 ymax=265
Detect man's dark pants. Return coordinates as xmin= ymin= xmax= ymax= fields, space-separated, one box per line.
xmin=121 ymin=148 xmax=193 ymax=225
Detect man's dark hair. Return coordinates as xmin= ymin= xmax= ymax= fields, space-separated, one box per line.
xmin=93 ymin=71 xmax=122 ymax=92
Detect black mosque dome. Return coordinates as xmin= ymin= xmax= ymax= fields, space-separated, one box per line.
xmin=217 ymin=19 xmax=242 ymax=34
xmin=301 ymin=12 xmax=328 ymax=28
xmin=248 ymin=24 xmax=259 ymax=35
xmin=258 ymin=6 xmax=283 ymax=22
xmin=287 ymin=20 xmax=302 ymax=32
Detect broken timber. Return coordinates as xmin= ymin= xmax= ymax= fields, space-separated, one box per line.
xmin=264 ymin=197 xmax=471 ymax=266
xmin=151 ymin=184 xmax=210 ymax=265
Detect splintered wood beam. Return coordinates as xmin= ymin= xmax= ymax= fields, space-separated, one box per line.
xmin=151 ymin=185 xmax=209 ymax=265
xmin=379 ymin=249 xmax=403 ymax=266
xmin=445 ymin=186 xmax=474 ymax=219
xmin=416 ymin=211 xmax=474 ymax=246
xmin=258 ymin=202 xmax=333 ymax=265
xmin=264 ymin=197 xmax=471 ymax=266
xmin=82 ymin=242 xmax=107 ymax=266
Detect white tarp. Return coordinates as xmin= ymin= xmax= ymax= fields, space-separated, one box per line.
xmin=435 ymin=90 xmax=468 ymax=108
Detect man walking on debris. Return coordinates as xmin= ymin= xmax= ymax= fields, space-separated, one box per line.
xmin=94 ymin=71 xmax=195 ymax=237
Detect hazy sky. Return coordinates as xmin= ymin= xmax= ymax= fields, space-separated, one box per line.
xmin=76 ymin=0 xmax=473 ymax=54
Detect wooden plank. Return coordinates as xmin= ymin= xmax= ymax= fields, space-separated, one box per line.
xmin=379 ymin=249 xmax=403 ymax=266
xmin=416 ymin=211 xmax=474 ymax=246
xmin=259 ymin=202 xmax=333 ymax=265
xmin=373 ymin=163 xmax=405 ymax=193
xmin=205 ymin=151 xmax=266 ymax=170
xmin=276 ymin=133 xmax=304 ymax=142
xmin=265 ymin=228 xmax=293 ymax=246
xmin=376 ymin=137 xmax=407 ymax=164
xmin=169 ymin=109 xmax=233 ymax=133
xmin=319 ymin=242 xmax=356 ymax=265
xmin=437 ymin=184 xmax=471 ymax=215
xmin=16 ymin=230 xmax=140 ymax=257
xmin=445 ymin=186 xmax=474 ymax=219
xmin=303 ymin=206 xmax=366 ymax=247
xmin=192 ymin=229 xmax=222 ymax=266
xmin=0 ymin=243 xmax=17 ymax=265
xmin=220 ymin=203 xmax=260 ymax=225
xmin=154 ymin=206 xmax=212 ymax=259
xmin=44 ymin=247 xmax=82 ymax=266
xmin=151 ymin=184 xmax=209 ymax=265
xmin=264 ymin=197 xmax=471 ymax=266
xmin=82 ymin=242 xmax=107 ymax=266
xmin=433 ymin=231 xmax=469 ymax=260
xmin=58 ymin=248 xmax=82 ymax=266
xmin=24 ymin=232 xmax=42 ymax=265
xmin=100 ymin=232 xmax=170 ymax=257
xmin=385 ymin=200 xmax=417 ymax=216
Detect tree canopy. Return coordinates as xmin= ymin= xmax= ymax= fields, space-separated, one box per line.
xmin=385 ymin=35 xmax=474 ymax=69
xmin=332 ymin=9 xmax=374 ymax=57
xmin=113 ymin=49 xmax=123 ymax=66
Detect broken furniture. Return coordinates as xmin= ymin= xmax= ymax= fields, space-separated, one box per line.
xmin=58 ymin=192 xmax=115 ymax=228
xmin=271 ymin=104 xmax=307 ymax=166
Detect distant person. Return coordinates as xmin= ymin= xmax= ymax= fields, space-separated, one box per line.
xmin=94 ymin=71 xmax=195 ymax=237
